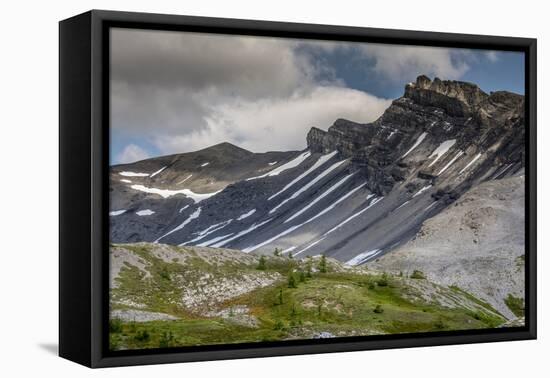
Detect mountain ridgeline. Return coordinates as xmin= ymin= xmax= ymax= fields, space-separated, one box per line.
xmin=110 ymin=76 xmax=525 ymax=317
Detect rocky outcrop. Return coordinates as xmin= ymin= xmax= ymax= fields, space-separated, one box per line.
xmin=306 ymin=75 xmax=525 ymax=195
xmin=404 ymin=75 xmax=488 ymax=116
xmin=368 ymin=176 xmax=525 ymax=319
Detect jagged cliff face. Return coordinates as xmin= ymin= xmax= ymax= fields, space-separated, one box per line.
xmin=307 ymin=75 xmax=524 ymax=195
xmin=110 ymin=75 xmax=525 ymax=272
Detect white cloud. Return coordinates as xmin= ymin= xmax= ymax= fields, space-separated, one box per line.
xmin=110 ymin=29 xmax=476 ymax=158
xmin=152 ymin=86 xmax=391 ymax=154
xmin=359 ymin=44 xmax=471 ymax=82
xmin=115 ymin=144 xmax=151 ymax=164
xmin=485 ymin=51 xmax=499 ymax=62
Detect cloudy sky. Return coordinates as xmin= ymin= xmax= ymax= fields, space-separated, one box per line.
xmin=110 ymin=28 xmax=524 ymax=164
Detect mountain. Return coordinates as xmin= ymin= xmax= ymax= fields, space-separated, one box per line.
xmin=110 ymin=75 xmax=524 ymax=273
xmin=109 ymin=243 xmax=506 ymax=350
xmin=369 ymin=175 xmax=525 ymax=319
xmin=110 ymin=142 xmax=298 ymax=242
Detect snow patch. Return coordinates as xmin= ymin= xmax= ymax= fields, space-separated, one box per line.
xmin=120 ymin=179 xmax=132 ymax=183
xmin=177 ymin=174 xmax=193 ymax=185
xmin=269 ymin=159 xmax=348 ymax=214
xmin=281 ymin=246 xmax=296 ymax=254
xmin=247 ymin=151 xmax=311 ymax=180
xmin=395 ymin=201 xmax=410 ymax=211
xmin=200 ymin=162 xmax=210 ymax=167
xmin=346 ymin=249 xmax=382 ymax=266
xmin=180 ymin=219 xmax=233 ymax=246
xmin=155 ymin=207 xmax=202 ymax=242
xmin=437 ymin=151 xmax=464 ymax=175
xmin=197 ymin=233 xmax=234 ymax=247
xmin=119 ymin=171 xmax=149 ymax=177
xmin=412 ymin=185 xmax=433 ymax=198
xmin=294 ymin=238 xmax=326 ymax=257
xmin=179 ymin=205 xmax=190 ymax=213
xmin=494 ymin=163 xmax=514 ymax=179
xmin=268 ymin=161 xmax=278 ymax=166
xmin=269 ymin=151 xmax=338 ymax=200
xmin=237 ymin=209 xmax=256 ymax=220
xmin=109 ymin=210 xmax=126 ymax=216
xmin=284 ymin=173 xmax=355 ymax=223
xmin=150 ymin=166 xmax=166 ymax=178
xmin=401 ymin=132 xmax=428 ymax=158
xmin=424 ymin=201 xmax=438 ymax=212
xmin=324 ymin=197 xmax=384 ymax=235
xmin=243 ymin=182 xmax=366 ymax=253
xmin=136 ymin=209 xmax=155 ymax=216
xmin=130 ymin=184 xmax=221 ymax=202
xmin=459 ymin=153 xmax=482 ymax=174
xmin=211 ymin=218 xmax=273 ymax=248
xmin=428 ymin=139 xmax=456 ymax=167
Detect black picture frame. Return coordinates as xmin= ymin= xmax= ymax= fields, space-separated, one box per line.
xmin=59 ymin=9 xmax=537 ymax=368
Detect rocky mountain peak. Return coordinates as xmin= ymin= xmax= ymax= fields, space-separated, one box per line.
xmin=305 ymin=74 xmax=524 ymax=195
xmin=404 ymin=75 xmax=489 ymax=116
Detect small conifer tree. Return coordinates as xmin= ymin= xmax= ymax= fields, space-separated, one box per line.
xmin=257 ymin=255 xmax=267 ymax=270
xmin=319 ymin=254 xmax=327 ymax=273
xmin=288 ymin=272 xmax=297 ymax=288
xmin=306 ymin=260 xmax=313 ymax=278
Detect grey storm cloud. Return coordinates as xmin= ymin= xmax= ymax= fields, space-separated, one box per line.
xmin=110 ymin=28 xmax=475 ymax=162
xmin=111 ymin=28 xmax=318 ymax=98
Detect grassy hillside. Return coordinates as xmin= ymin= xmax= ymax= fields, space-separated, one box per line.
xmin=109 ymin=243 xmax=506 ymax=351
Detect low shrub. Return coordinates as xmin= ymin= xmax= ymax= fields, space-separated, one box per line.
xmin=410 ymin=270 xmax=426 ymax=279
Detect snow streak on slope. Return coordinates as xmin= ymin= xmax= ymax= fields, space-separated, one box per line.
xmin=269 ymin=151 xmax=338 ymax=200
xmin=197 ymin=233 xmax=234 ymax=247
xmin=269 ymin=159 xmax=348 ymax=214
xmin=180 ymin=219 xmax=233 ymax=246
xmin=243 ymin=182 xmax=366 ymax=253
xmin=119 ymin=171 xmax=149 ymax=177
xmin=428 ymin=139 xmax=456 ymax=167
xmin=176 ymin=174 xmax=193 ymax=185
xmin=284 ymin=173 xmax=355 ymax=224
xmin=424 ymin=201 xmax=438 ymax=212
xmin=136 ymin=209 xmax=155 ymax=216
xmin=210 ymin=218 xmax=273 ymax=248
xmin=437 ymin=151 xmax=464 ymax=175
xmin=237 ymin=209 xmax=257 ymax=220
xmin=281 ymin=246 xmax=296 ymax=254
xmin=150 ymin=166 xmax=166 ymax=178
xmin=324 ymin=197 xmax=383 ymax=236
xmin=247 ymin=151 xmax=311 ymax=180
xmin=130 ymin=184 xmax=221 ymax=202
xmin=155 ymin=207 xmax=202 ymax=243
xmin=109 ymin=210 xmax=127 ymax=216
xmin=294 ymin=237 xmax=327 ymax=257
xmin=401 ymin=132 xmax=427 ymax=158
xmin=459 ymin=153 xmax=482 ymax=174
xmin=412 ymin=185 xmax=433 ymax=198
xmin=346 ymin=249 xmax=382 ymax=266
xmin=395 ymin=201 xmax=410 ymax=211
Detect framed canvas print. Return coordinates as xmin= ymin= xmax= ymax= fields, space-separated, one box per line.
xmin=59 ymin=10 xmax=537 ymax=368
